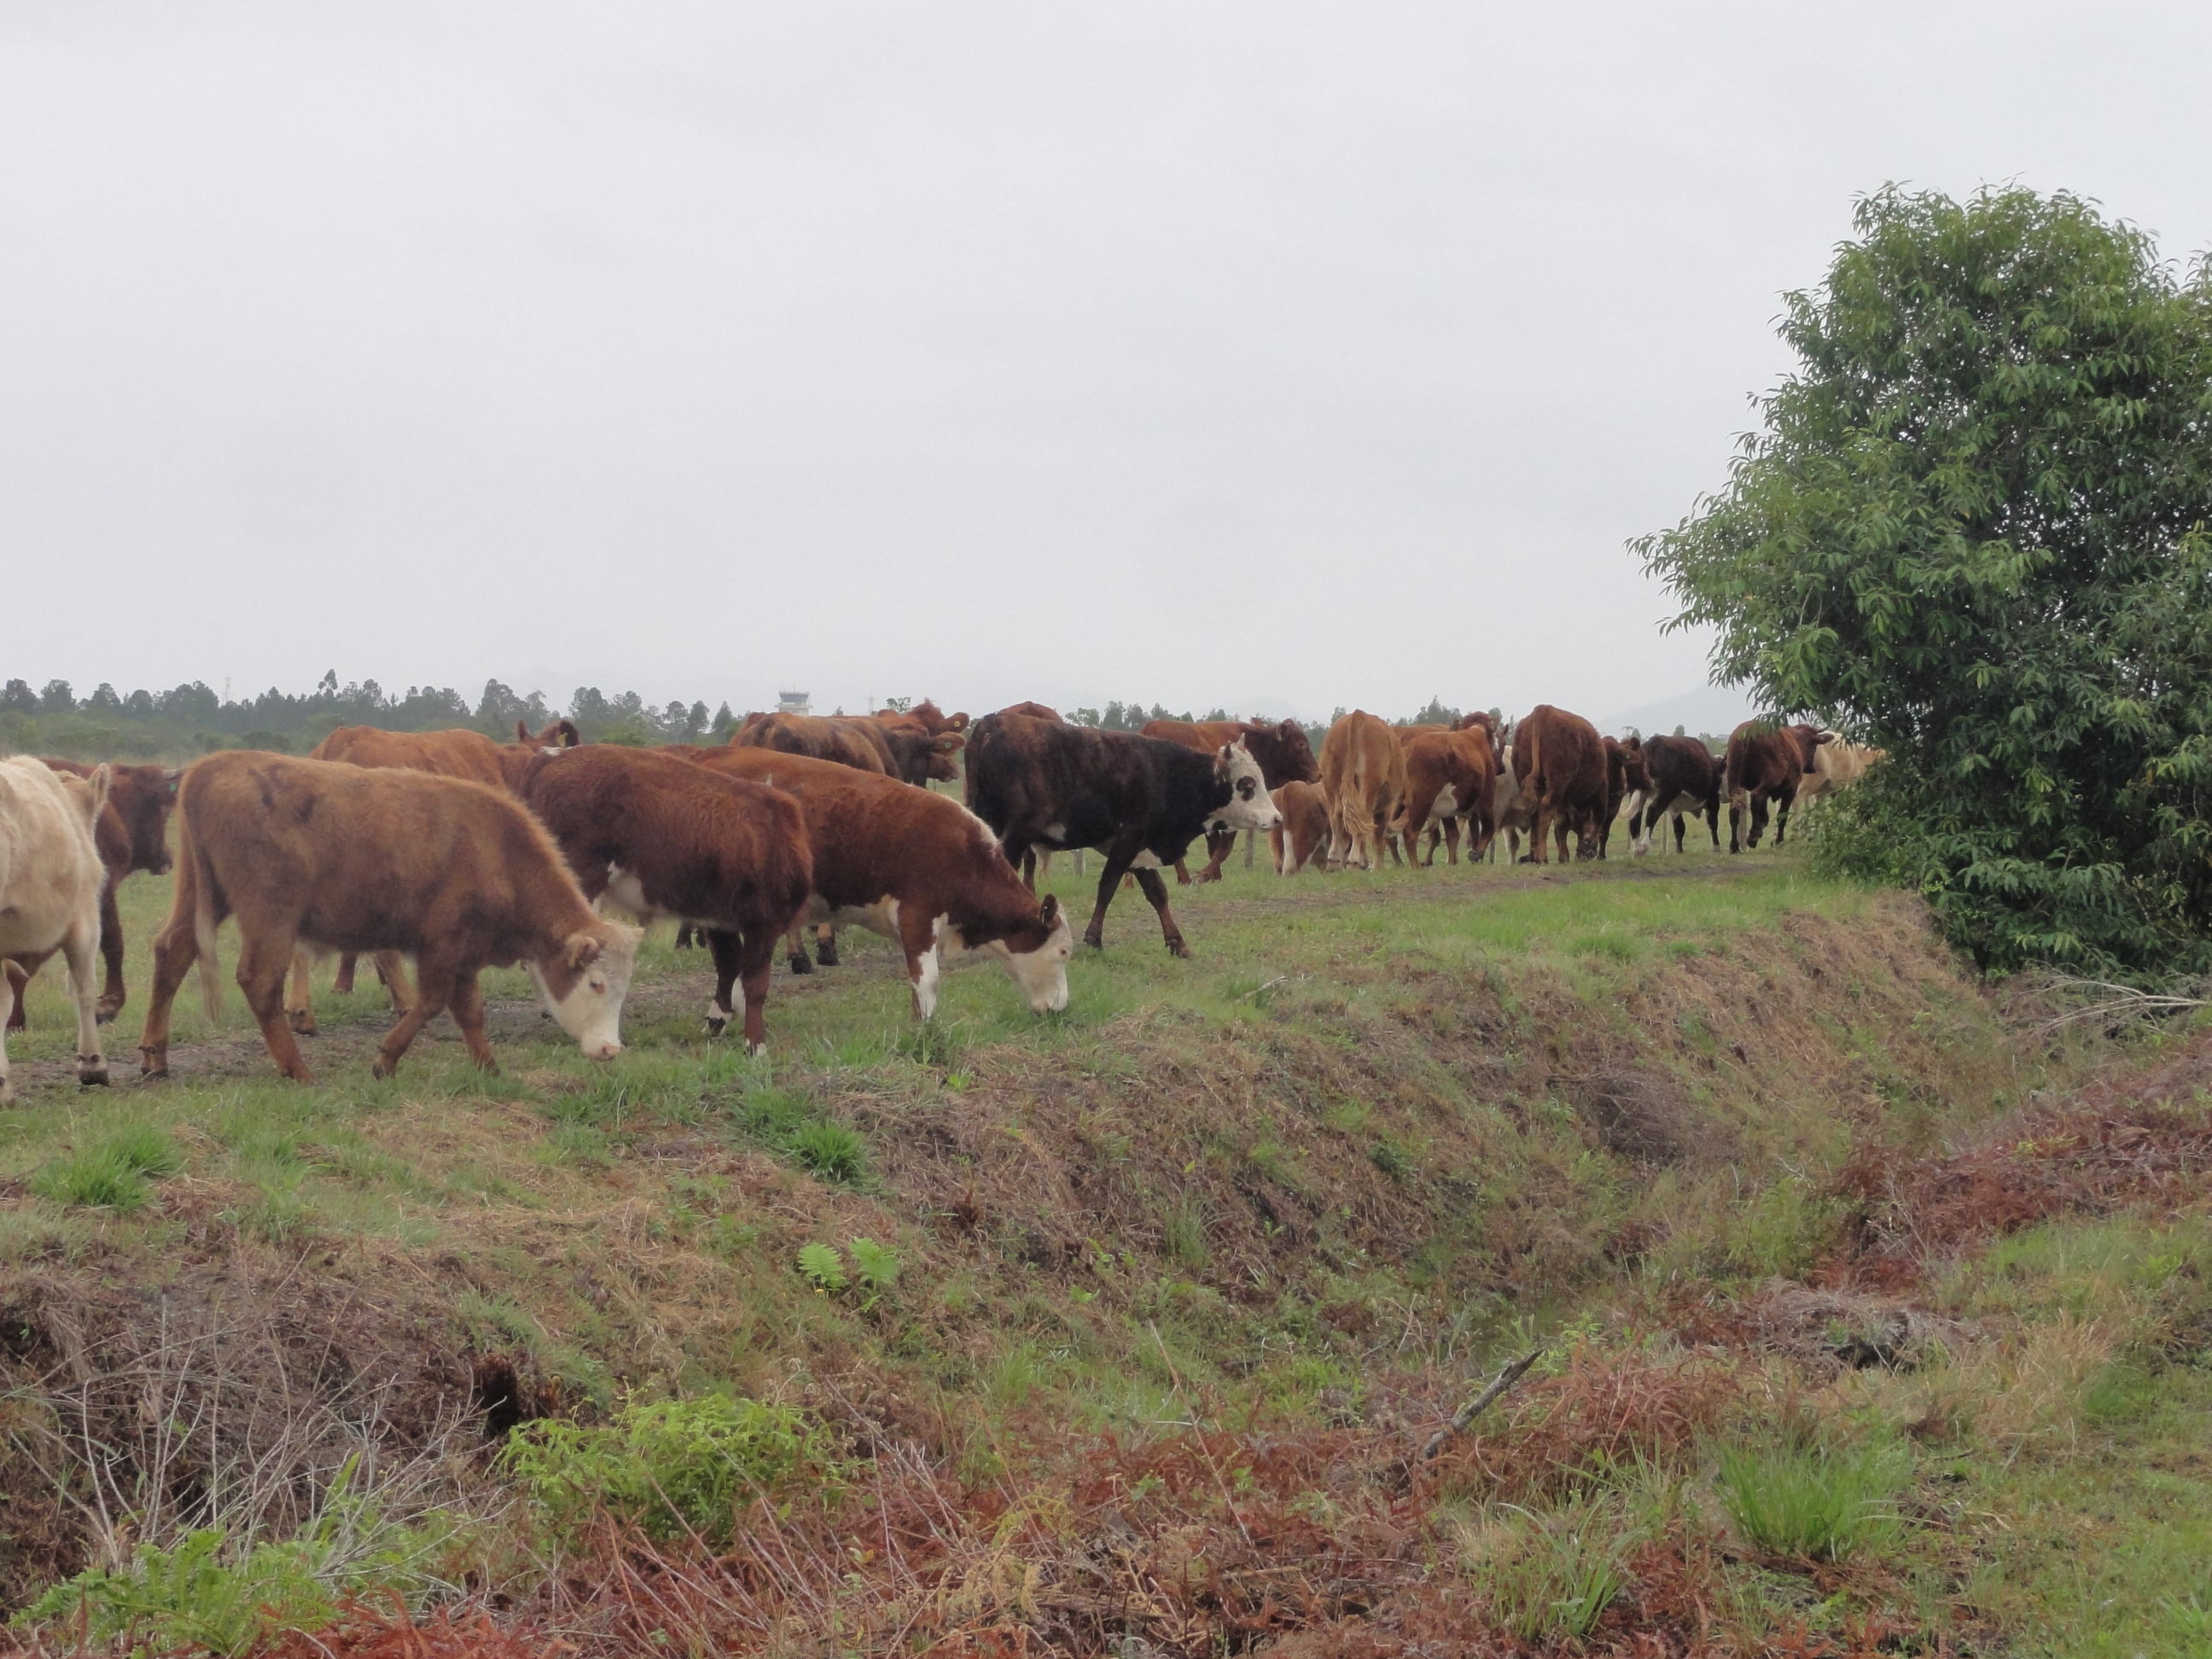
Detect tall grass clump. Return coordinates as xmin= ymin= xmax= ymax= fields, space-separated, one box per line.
xmin=1714 ymin=1434 xmax=1911 ymax=1563
xmin=1456 ymin=1490 xmax=1639 ymax=1643
xmin=28 ymin=1124 xmax=183 ymax=1211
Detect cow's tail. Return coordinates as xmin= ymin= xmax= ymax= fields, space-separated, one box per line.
xmin=1721 ymin=732 xmax=1746 ymax=802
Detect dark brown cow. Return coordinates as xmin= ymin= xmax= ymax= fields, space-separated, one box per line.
xmin=1400 ymin=725 xmax=1498 ymax=865
xmin=964 ymin=713 xmax=1278 ymax=957
xmin=1318 ymin=711 xmax=1406 ymax=871
xmin=519 ymin=747 xmax=812 ymax=1053
xmin=140 ymin=754 xmax=640 ymax=1083
xmin=1139 ymin=718 xmax=1320 ymax=882
xmin=6 ymin=760 xmax=179 ymax=1031
xmin=684 ymin=748 xmax=1074 ymax=1015
xmin=1512 ymin=704 xmax=1607 ymax=864
xmin=1723 ymin=720 xmax=1834 ymax=852
xmin=994 ymin=701 xmax=1062 ymax=723
xmin=1626 ymin=735 xmax=1722 ymax=855
xmin=1268 ymin=779 xmax=1333 ymax=874
xmin=303 ymin=719 xmax=580 ymax=1010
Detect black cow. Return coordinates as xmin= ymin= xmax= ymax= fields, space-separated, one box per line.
xmin=964 ymin=713 xmax=1281 ymax=957
xmin=1626 ymin=735 xmax=1723 ymax=855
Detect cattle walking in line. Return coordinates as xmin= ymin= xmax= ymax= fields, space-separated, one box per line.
xmin=3 ymin=759 xmax=178 ymax=1033
xmin=1270 ymin=779 xmax=1334 ymax=874
xmin=143 ymin=754 xmax=639 ymax=1084
xmin=1139 ymin=718 xmax=1320 ymax=882
xmin=519 ymin=747 xmax=812 ymax=1054
xmin=1511 ymin=705 xmax=1608 ymax=864
xmin=1596 ymin=737 xmax=1650 ymax=859
xmin=1399 ymin=725 xmax=1499 ymax=865
xmin=1318 ymin=711 xmax=1406 ymax=872
xmin=0 ymin=759 xmax=113 ymax=1103
xmin=1625 ymin=735 xmax=1722 ymax=855
xmin=1722 ymin=720 xmax=1835 ymax=852
xmin=303 ymin=718 xmax=581 ymax=1015
xmin=963 ymin=713 xmax=1278 ymax=958
xmin=685 ymin=747 xmax=1074 ymax=1016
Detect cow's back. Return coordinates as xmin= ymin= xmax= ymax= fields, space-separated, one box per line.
xmin=735 ymin=713 xmax=887 ymax=774
xmin=0 ymin=760 xmax=107 ymax=952
xmin=311 ymin=725 xmax=510 ymax=789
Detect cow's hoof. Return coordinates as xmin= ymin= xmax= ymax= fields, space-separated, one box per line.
xmin=369 ymin=1058 xmax=395 ymax=1080
xmin=79 ymin=1059 xmax=109 ymax=1087
xmin=704 ymin=1011 xmax=730 ymax=1037
xmin=789 ymin=953 xmax=814 ymax=975
xmin=746 ymin=1040 xmax=768 ymax=1059
xmin=1166 ymin=940 xmax=1192 ymax=960
xmin=816 ymin=941 xmax=840 ymax=967
xmin=96 ymin=1000 xmax=122 ymax=1025
xmin=1081 ymin=935 xmax=1105 ymax=952
xmin=288 ymin=1011 xmax=317 ymax=1036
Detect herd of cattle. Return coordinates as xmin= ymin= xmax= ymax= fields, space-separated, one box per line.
xmin=0 ymin=698 xmax=1879 ymax=1100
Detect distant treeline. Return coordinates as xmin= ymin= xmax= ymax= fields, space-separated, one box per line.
xmin=0 ymin=676 xmax=1710 ymax=763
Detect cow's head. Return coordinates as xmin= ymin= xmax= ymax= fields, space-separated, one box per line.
xmin=969 ymin=894 xmax=1074 ymax=1013
xmin=1211 ymin=739 xmax=1282 ymax=834
xmin=1792 ymin=725 xmax=1835 ymax=767
xmin=529 ymin=921 xmax=643 ymax=1062
xmin=519 ymin=718 xmax=582 ymax=750
xmin=108 ymin=763 xmax=180 ymax=876
xmin=1255 ymin=719 xmax=1321 ymax=785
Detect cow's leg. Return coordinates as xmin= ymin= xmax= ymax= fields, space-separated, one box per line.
xmin=333 ymin=952 xmax=358 ymax=994
xmin=0 ymin=963 xmax=19 ymax=1102
xmin=1269 ymin=825 xmax=1287 ymax=874
xmin=1703 ymin=801 xmax=1720 ymax=851
xmin=239 ymin=933 xmax=316 ymax=1083
xmin=1195 ymin=827 xmax=1237 ymax=883
xmin=61 ymin=911 xmax=108 ymax=1087
xmin=813 ymin=923 xmax=839 ymax=967
xmin=449 ymin=971 xmax=498 ymax=1073
xmin=899 ymin=905 xmax=946 ymax=1019
xmin=1083 ymin=853 xmax=1135 ymax=950
xmin=1773 ymin=783 xmax=1798 ymax=846
xmin=372 ymin=957 xmax=455 ymax=1080
xmin=94 ymin=876 xmax=128 ymax=1022
xmin=786 ymin=922 xmax=814 ymax=975
xmin=733 ymin=925 xmax=778 ymax=1053
xmin=1442 ymin=818 xmax=1462 ymax=864
xmin=1130 ymin=868 xmax=1190 ymax=958
xmin=370 ymin=951 xmax=414 ymax=1010
xmin=1747 ymin=790 xmax=1771 ymax=849
xmin=3 ymin=958 xmax=24 ymax=1033
xmin=286 ymin=947 xmax=321 ymax=1034
xmin=1727 ymin=797 xmax=1744 ymax=853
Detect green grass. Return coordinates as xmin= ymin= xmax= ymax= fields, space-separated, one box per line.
xmin=1714 ymin=1435 xmax=1910 ymax=1564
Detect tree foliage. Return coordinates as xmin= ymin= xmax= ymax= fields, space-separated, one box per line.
xmin=1636 ymin=186 xmax=2212 ymax=977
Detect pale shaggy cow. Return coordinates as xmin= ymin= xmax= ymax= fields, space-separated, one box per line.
xmin=1795 ymin=739 xmax=1886 ymax=805
xmin=0 ymin=758 xmax=112 ymax=1103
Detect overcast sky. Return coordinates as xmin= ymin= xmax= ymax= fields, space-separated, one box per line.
xmin=5 ymin=3 xmax=2209 ymax=729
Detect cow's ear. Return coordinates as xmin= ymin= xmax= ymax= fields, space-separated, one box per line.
xmin=1039 ymin=893 xmax=1060 ymax=927
xmin=933 ymin=733 xmax=967 ymax=755
xmin=162 ymin=768 xmax=183 ymax=794
xmin=516 ymin=720 xmax=532 ymax=744
xmin=565 ymin=932 xmax=603 ymax=970
xmin=947 ymin=712 xmax=970 ymax=731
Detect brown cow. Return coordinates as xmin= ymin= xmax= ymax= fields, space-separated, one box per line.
xmin=1269 ymin=779 xmax=1333 ymax=874
xmin=1318 ymin=711 xmax=1406 ymax=871
xmin=519 ymin=747 xmax=812 ymax=1054
xmin=1723 ymin=720 xmax=1834 ymax=852
xmin=994 ymin=701 xmax=1062 ymax=723
xmin=1512 ymin=705 xmax=1607 ymax=863
xmin=302 ymin=718 xmax=580 ymax=1012
xmin=140 ymin=754 xmax=640 ymax=1083
xmin=6 ymin=760 xmax=178 ymax=1031
xmin=1625 ymin=734 xmax=1722 ymax=855
xmin=0 ymin=759 xmax=111 ymax=1102
xmin=1597 ymin=737 xmax=1651 ymax=859
xmin=1400 ymin=725 xmax=1498 ymax=865
xmin=734 ymin=713 xmax=890 ymax=775
xmin=684 ymin=748 xmax=1074 ymax=1016
xmin=1139 ymin=718 xmax=1320 ymax=882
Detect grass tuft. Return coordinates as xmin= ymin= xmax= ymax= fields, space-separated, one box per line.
xmin=1713 ymin=1434 xmax=1910 ymax=1563
xmin=29 ymin=1125 xmax=184 ymax=1211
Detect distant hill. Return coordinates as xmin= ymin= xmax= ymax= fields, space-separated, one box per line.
xmin=1594 ymin=684 xmax=1758 ymax=740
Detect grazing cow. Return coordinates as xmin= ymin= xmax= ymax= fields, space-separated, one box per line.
xmin=1270 ymin=779 xmax=1333 ymax=874
xmin=4 ymin=760 xmax=178 ymax=1031
xmin=1596 ymin=737 xmax=1652 ymax=859
xmin=684 ymin=748 xmax=1074 ymax=1016
xmin=1512 ymin=705 xmax=1608 ymax=864
xmin=1318 ymin=711 xmax=1406 ymax=871
xmin=303 ymin=719 xmax=581 ymax=1012
xmin=1722 ymin=720 xmax=1835 ymax=852
xmin=963 ymin=713 xmax=1279 ymax=957
xmin=1795 ymin=738 xmax=1885 ymax=806
xmin=1139 ymin=718 xmax=1321 ymax=882
xmin=520 ymin=748 xmax=812 ymax=1054
xmin=1625 ymin=735 xmax=1722 ymax=855
xmin=1400 ymin=725 xmax=1499 ymax=865
xmin=0 ymin=760 xmax=111 ymax=1102
xmin=143 ymin=754 xmax=639 ymax=1083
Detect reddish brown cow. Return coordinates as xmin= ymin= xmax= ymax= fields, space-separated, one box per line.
xmin=1512 ymin=705 xmax=1607 ymax=863
xmin=994 ymin=701 xmax=1062 ymax=722
xmin=1723 ymin=720 xmax=1834 ymax=852
xmin=3 ymin=760 xmax=179 ymax=1032
xmin=1269 ymin=779 xmax=1333 ymax=874
xmin=1318 ymin=711 xmax=1406 ymax=871
xmin=1400 ymin=725 xmax=1499 ymax=865
xmin=141 ymin=754 xmax=640 ymax=1083
xmin=1139 ymin=718 xmax=1320 ymax=882
xmin=733 ymin=713 xmax=890 ymax=775
xmin=518 ymin=748 xmax=810 ymax=1053
xmin=684 ymin=748 xmax=1074 ymax=1016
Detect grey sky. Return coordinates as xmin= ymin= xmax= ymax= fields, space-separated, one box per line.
xmin=4 ymin=3 xmax=2209 ymax=730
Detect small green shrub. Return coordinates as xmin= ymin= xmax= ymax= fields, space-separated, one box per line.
xmin=1460 ymin=1490 xmax=1638 ymax=1643
xmin=502 ymin=1394 xmax=835 ymax=1545
xmin=797 ymin=1242 xmax=847 ymax=1292
xmin=29 ymin=1125 xmax=184 ymax=1211
xmin=847 ymin=1237 xmax=899 ymax=1295
xmin=1161 ymin=1200 xmax=1210 ymax=1268
xmin=790 ymin=1118 xmax=867 ymax=1183
xmin=1714 ymin=1435 xmax=1909 ymax=1563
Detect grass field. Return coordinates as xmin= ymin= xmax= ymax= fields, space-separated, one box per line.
xmin=4 ymin=841 xmax=2211 ymax=1656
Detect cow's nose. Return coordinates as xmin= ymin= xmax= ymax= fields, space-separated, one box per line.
xmin=589 ymin=1039 xmax=622 ymax=1061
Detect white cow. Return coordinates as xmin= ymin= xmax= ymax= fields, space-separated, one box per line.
xmin=0 ymin=758 xmax=112 ymax=1103
xmin=1491 ymin=744 xmax=1536 ymax=862
xmin=1795 ymin=739 xmax=1886 ymax=806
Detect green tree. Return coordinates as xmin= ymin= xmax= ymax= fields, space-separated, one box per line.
xmin=1635 ymin=186 xmax=2212 ymax=977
